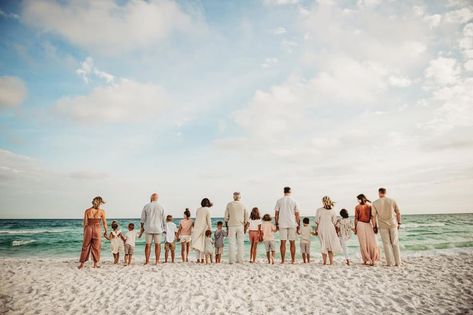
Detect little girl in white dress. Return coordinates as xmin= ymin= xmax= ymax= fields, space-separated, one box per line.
xmin=204 ymin=229 xmax=214 ymax=264
xmin=105 ymin=221 xmax=125 ymax=264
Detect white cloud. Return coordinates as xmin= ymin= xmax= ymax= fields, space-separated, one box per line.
xmin=261 ymin=57 xmax=278 ymax=68
xmin=263 ymin=0 xmax=298 ymax=5
xmin=272 ymin=26 xmax=287 ymax=35
xmin=460 ymin=23 xmax=473 ymax=70
xmin=0 ymin=76 xmax=27 ymax=109
xmin=425 ymin=57 xmax=461 ymax=86
xmin=22 ymin=0 xmax=199 ymax=54
xmin=0 ymin=8 xmax=20 ymax=20
xmin=389 ymin=75 xmax=412 ymax=87
xmin=76 ymin=57 xmax=115 ymax=84
xmin=56 ymin=79 xmax=169 ymax=123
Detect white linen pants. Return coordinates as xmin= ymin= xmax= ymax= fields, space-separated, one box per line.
xmin=379 ymin=228 xmax=401 ymax=266
xmin=228 ymin=225 xmax=244 ymax=263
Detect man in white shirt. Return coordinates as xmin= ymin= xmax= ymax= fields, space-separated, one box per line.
xmin=140 ymin=193 xmax=165 ymax=265
xmin=224 ymin=192 xmax=249 ymax=264
xmin=275 ymin=187 xmax=300 ymax=264
xmin=372 ymin=187 xmax=402 ymax=267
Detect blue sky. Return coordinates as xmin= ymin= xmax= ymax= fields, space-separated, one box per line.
xmin=1 ymin=0 xmax=472 ymax=218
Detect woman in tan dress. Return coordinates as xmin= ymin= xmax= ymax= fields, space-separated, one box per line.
xmin=191 ymin=198 xmax=212 ymax=263
xmin=354 ymin=194 xmax=379 ymax=266
xmin=78 ymin=196 xmax=108 ymax=269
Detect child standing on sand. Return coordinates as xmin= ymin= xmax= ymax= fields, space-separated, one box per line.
xmin=105 ymin=220 xmax=125 ymax=264
xmin=164 ymin=215 xmax=178 ymax=263
xmin=299 ymin=217 xmax=315 ymax=263
xmin=124 ymin=223 xmax=137 ymax=266
xmin=214 ymin=221 xmax=227 ymax=263
xmin=337 ymin=209 xmax=355 ymax=265
xmin=178 ymin=208 xmax=193 ymax=262
xmin=261 ymin=214 xmax=277 ymax=264
xmin=248 ymin=207 xmax=262 ymax=263
xmin=204 ymin=229 xmax=214 ymax=264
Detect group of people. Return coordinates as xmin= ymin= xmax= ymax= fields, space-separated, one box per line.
xmin=78 ymin=187 xmax=402 ymax=269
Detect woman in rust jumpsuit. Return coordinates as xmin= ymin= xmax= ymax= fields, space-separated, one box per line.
xmin=78 ymin=196 xmax=108 ymax=269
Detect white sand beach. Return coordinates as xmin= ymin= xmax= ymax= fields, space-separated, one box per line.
xmin=1 ymin=254 xmax=472 ymax=315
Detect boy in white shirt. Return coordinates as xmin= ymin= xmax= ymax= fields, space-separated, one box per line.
xmin=124 ymin=223 xmax=137 ymax=266
xmin=299 ymin=217 xmax=315 ymax=263
xmin=164 ymin=215 xmax=178 ymax=263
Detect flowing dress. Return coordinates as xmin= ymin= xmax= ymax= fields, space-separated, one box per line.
xmin=191 ymin=207 xmax=212 ymax=253
xmin=355 ymin=204 xmax=380 ymax=264
xmin=110 ymin=230 xmax=124 ymax=254
xmin=315 ymin=207 xmax=342 ymax=254
xmin=79 ymin=218 xmax=102 ymax=263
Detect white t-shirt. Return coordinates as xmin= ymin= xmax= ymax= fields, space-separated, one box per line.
xmin=248 ymin=219 xmax=262 ymax=231
xmin=164 ymin=222 xmax=177 ymax=243
xmin=125 ymin=230 xmax=137 ymax=247
xmin=275 ymin=196 xmax=299 ymax=228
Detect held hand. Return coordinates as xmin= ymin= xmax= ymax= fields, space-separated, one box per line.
xmin=103 ymin=232 xmax=108 ymax=238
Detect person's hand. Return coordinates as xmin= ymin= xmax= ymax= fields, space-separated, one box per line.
xmin=354 ymin=229 xmax=357 ymax=235
xmin=373 ymin=226 xmax=378 ymax=234
xmin=103 ymin=232 xmax=108 ymax=238
xmin=397 ymin=224 xmax=401 ymax=230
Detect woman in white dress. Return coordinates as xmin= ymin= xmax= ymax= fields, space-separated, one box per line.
xmin=191 ymin=198 xmax=213 ymax=263
xmin=315 ymin=196 xmax=342 ymax=265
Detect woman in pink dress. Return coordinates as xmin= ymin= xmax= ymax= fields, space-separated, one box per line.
xmin=354 ymin=194 xmax=379 ymax=266
xmin=78 ymin=196 xmax=108 ymax=269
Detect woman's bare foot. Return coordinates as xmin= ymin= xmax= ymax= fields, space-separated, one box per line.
xmin=78 ymin=263 xmax=84 ymax=269
xmin=346 ymin=259 xmax=350 ymax=266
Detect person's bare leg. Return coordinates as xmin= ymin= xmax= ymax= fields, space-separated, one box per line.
xmin=289 ymin=240 xmax=296 ymax=264
xmin=249 ymin=242 xmax=254 ymax=263
xmin=266 ymin=251 xmax=271 ymax=264
xmin=165 ymin=248 xmax=169 ymax=263
xmin=253 ymin=243 xmax=258 ymax=263
xmin=280 ymin=240 xmax=286 ymax=264
xmin=328 ymin=251 xmax=334 ymax=265
xmin=210 ymin=255 xmax=213 ymax=264
xmin=144 ymin=244 xmax=151 ymax=265
xmin=129 ymin=254 xmax=133 ymax=265
xmin=155 ymin=243 xmax=161 ymax=264
xmin=186 ymin=243 xmax=190 ymax=262
xmin=322 ymin=253 xmax=327 ymax=265
xmin=302 ymin=253 xmax=306 ymax=263
xmin=78 ymin=262 xmax=84 ymax=269
xmin=124 ymin=254 xmax=128 ymax=266
xmin=181 ymin=243 xmax=185 ymax=262
xmin=171 ymin=249 xmax=175 ymax=263
xmin=307 ymin=254 xmax=310 ymax=263
xmin=271 ymin=251 xmax=275 ymax=264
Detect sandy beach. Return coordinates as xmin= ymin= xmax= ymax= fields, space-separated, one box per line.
xmin=1 ymin=254 xmax=472 ymax=315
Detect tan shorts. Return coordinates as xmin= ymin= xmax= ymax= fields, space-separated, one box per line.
xmin=145 ymin=233 xmax=161 ymax=244
xmin=264 ymin=240 xmax=275 ymax=252
xmin=279 ymin=228 xmax=297 ymax=241
xmin=125 ymin=244 xmax=135 ymax=255
xmin=180 ymin=235 xmax=191 ymax=243
xmin=300 ymin=241 xmax=310 ymax=254
xmin=165 ymin=241 xmax=176 ymax=251
xmin=215 ymin=247 xmax=223 ymax=255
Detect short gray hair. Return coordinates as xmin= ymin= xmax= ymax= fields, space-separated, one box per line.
xmin=233 ymin=192 xmax=241 ymax=201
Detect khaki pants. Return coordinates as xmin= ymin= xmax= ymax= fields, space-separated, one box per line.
xmin=228 ymin=225 xmax=245 ymax=263
xmin=379 ymin=228 xmax=401 ymax=266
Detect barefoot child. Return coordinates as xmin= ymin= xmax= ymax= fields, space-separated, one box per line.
xmin=124 ymin=223 xmax=137 ymax=266
xmin=214 ymin=221 xmax=227 ymax=263
xmin=300 ymin=217 xmax=315 ymax=263
xmin=177 ymin=208 xmax=193 ymax=262
xmin=105 ymin=220 xmax=124 ymax=264
xmin=204 ymin=229 xmax=214 ymax=264
xmin=248 ymin=207 xmax=262 ymax=263
xmin=336 ymin=209 xmax=355 ymax=265
xmin=164 ymin=215 xmax=178 ymax=263
xmin=261 ymin=214 xmax=277 ymax=264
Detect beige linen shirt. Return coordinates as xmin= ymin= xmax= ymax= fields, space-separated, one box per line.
xmin=372 ymin=197 xmax=400 ymax=229
xmin=224 ymin=201 xmax=249 ymax=227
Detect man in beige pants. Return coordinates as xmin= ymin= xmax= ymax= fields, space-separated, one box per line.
xmin=372 ymin=187 xmax=401 ymax=266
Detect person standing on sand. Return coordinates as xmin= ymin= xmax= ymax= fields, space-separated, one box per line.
xmin=224 ymin=192 xmax=249 ymax=264
xmin=140 ymin=193 xmax=165 ymax=265
xmin=315 ymin=196 xmax=342 ymax=265
xmin=78 ymin=196 xmax=108 ymax=269
xmin=275 ymin=186 xmax=300 ymax=264
xmin=354 ymin=194 xmax=380 ymax=266
xmin=192 ymin=198 xmax=213 ymax=263
xmin=372 ymin=188 xmax=402 ymax=267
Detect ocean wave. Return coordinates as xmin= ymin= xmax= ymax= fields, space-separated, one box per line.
xmin=0 ymin=229 xmax=68 ymax=235
xmin=402 ymin=222 xmax=446 ymax=228
xmin=11 ymin=240 xmax=36 ymax=246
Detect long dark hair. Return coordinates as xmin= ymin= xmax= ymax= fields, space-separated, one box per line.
xmin=250 ymin=207 xmax=260 ymax=220
xmin=184 ymin=208 xmax=191 ymax=218
xmin=201 ymin=198 xmax=213 ymax=208
xmin=357 ymin=194 xmax=371 ymax=205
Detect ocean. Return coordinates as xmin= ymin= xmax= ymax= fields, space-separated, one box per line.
xmin=1 ymin=213 xmax=472 ymax=261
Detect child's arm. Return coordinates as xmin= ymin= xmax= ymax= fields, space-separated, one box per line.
xmin=104 ymin=232 xmax=111 ymax=241
xmin=272 ymin=224 xmax=277 ymax=232
xmin=120 ymin=233 xmax=126 ymax=242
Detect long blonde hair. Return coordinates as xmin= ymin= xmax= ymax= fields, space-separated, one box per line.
xmin=322 ymin=196 xmax=335 ymax=209
xmin=92 ymin=196 xmax=105 ymax=209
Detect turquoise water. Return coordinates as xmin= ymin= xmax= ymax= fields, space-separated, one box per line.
xmin=0 ymin=213 xmax=472 ymax=260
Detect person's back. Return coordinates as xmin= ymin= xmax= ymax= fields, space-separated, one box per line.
xmin=261 ymin=221 xmax=275 ymax=241
xmin=372 ymin=197 xmax=399 ymax=229
xmin=141 ymin=201 xmax=165 ymax=233
xmin=225 ymin=200 xmax=248 ymax=227
xmin=275 ymin=196 xmax=298 ymax=228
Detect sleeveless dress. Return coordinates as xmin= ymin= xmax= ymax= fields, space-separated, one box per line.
xmin=355 ymin=204 xmax=380 ymax=264
xmin=315 ymin=207 xmax=342 ymax=254
xmin=110 ymin=230 xmax=124 ymax=254
xmin=79 ymin=217 xmax=102 ymax=263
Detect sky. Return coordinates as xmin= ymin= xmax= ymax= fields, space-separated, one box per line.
xmin=0 ymin=0 xmax=472 ymax=219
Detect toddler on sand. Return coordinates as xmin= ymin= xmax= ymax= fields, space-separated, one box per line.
xmin=164 ymin=215 xmax=178 ymax=263
xmin=105 ymin=220 xmax=124 ymax=264
xmin=124 ymin=223 xmax=137 ymax=266
xmin=299 ymin=217 xmax=316 ymax=263
xmin=337 ymin=209 xmax=355 ymax=265
xmin=261 ymin=214 xmax=277 ymax=264
xmin=204 ymin=229 xmax=214 ymax=264
xmin=214 ymin=221 xmax=227 ymax=263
